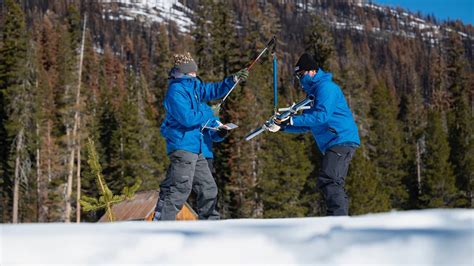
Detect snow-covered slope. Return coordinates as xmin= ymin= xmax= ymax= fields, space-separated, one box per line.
xmin=1 ymin=209 xmax=473 ymax=265
xmin=101 ymin=0 xmax=193 ymax=32
xmin=100 ymin=1 xmax=472 ymax=44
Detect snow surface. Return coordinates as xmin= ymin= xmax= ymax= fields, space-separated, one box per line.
xmin=101 ymin=0 xmax=193 ymax=32
xmin=1 ymin=209 xmax=473 ymax=265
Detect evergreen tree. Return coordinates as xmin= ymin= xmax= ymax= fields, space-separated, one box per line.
xmin=80 ymin=138 xmax=141 ymax=222
xmin=107 ymin=72 xmax=167 ymax=193
xmin=368 ymin=83 xmax=408 ymax=209
xmin=303 ymin=14 xmax=335 ymax=71
xmin=445 ymin=33 xmax=473 ymax=207
xmin=341 ymin=38 xmax=391 ymax=214
xmin=0 ymin=0 xmax=33 ymax=223
xmin=420 ymin=110 xmax=456 ymax=207
xmin=205 ymin=0 xmax=242 ymax=218
xmin=210 ymin=0 xmax=240 ymax=77
xmin=259 ymin=133 xmax=312 ymax=218
xmin=153 ymin=24 xmax=172 ymax=121
xmin=250 ymin=3 xmax=313 ymax=218
xmin=192 ymin=0 xmax=214 ymax=79
xmin=346 ymin=146 xmax=391 ymax=215
xmin=35 ymin=14 xmax=62 ymax=222
xmin=398 ymin=79 xmax=426 ymax=209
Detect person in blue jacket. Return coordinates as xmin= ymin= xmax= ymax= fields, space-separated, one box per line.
xmin=268 ymin=53 xmax=360 ymax=216
xmin=154 ymin=52 xmax=248 ymax=220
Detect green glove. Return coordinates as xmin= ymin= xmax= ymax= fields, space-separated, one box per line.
xmin=233 ymin=68 xmax=249 ymax=82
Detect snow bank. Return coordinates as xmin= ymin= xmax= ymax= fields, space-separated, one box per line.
xmin=1 ymin=209 xmax=473 ymax=265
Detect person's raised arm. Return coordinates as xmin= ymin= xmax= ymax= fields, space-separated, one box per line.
xmin=199 ymin=69 xmax=249 ymax=101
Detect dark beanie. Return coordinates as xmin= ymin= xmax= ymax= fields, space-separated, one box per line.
xmin=294 ymin=53 xmax=318 ymax=73
xmin=173 ymin=52 xmax=198 ymax=74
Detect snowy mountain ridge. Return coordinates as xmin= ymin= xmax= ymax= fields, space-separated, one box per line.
xmin=99 ymin=0 xmax=472 ymax=44
xmin=100 ymin=0 xmax=194 ymax=32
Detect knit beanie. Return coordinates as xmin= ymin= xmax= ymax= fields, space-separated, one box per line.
xmin=294 ymin=53 xmax=318 ymax=73
xmin=173 ymin=52 xmax=198 ymax=74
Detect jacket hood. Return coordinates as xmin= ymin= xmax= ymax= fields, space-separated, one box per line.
xmin=300 ymin=68 xmax=333 ymax=94
xmin=168 ymin=74 xmax=199 ymax=87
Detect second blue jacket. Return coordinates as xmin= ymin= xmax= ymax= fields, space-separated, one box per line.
xmin=202 ymin=116 xmax=226 ymax=159
xmin=160 ymin=75 xmax=235 ymax=154
xmin=284 ymin=69 xmax=360 ymax=153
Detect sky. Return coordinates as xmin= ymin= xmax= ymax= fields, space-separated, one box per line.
xmin=374 ymin=0 xmax=473 ymax=25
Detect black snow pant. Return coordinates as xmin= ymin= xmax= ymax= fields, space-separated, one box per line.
xmin=155 ymin=150 xmax=220 ymax=220
xmin=318 ymin=145 xmax=356 ymax=216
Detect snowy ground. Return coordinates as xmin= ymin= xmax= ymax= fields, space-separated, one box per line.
xmin=1 ymin=209 xmax=473 ymax=265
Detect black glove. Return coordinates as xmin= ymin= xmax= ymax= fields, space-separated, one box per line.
xmin=233 ymin=69 xmax=249 ymax=82
xmin=217 ymin=127 xmax=230 ymax=138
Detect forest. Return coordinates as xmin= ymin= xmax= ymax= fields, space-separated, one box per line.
xmin=0 ymin=0 xmax=472 ymax=223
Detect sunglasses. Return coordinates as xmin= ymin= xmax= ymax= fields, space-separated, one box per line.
xmin=295 ymin=71 xmax=306 ymax=80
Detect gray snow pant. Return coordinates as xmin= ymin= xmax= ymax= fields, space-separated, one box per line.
xmin=318 ymin=145 xmax=356 ymax=216
xmin=156 ymin=150 xmax=220 ymax=220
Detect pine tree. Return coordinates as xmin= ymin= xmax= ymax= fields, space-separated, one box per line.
xmin=106 ymin=72 xmax=167 ymax=193
xmin=341 ymin=38 xmax=391 ymax=214
xmin=80 ymin=138 xmax=141 ymax=222
xmin=218 ymin=5 xmax=279 ymax=218
xmin=47 ymin=7 xmax=82 ymax=221
xmin=0 ymin=0 xmax=34 ymax=223
xmin=420 ymin=110 xmax=456 ymax=207
xmin=153 ymin=24 xmax=172 ymax=122
xmin=346 ymin=146 xmax=391 ymax=215
xmin=192 ymin=0 xmax=214 ymax=79
xmin=398 ymin=76 xmax=426 ymax=209
xmin=303 ymin=14 xmax=335 ymax=71
xmin=259 ymin=133 xmax=312 ymax=218
xmin=210 ymin=0 xmax=240 ymax=77
xmin=445 ymin=33 xmax=473 ymax=207
xmin=368 ymin=83 xmax=408 ymax=209
xmin=35 ymin=13 xmax=62 ymax=222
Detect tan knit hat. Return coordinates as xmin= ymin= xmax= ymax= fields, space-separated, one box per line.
xmin=173 ymin=52 xmax=198 ymax=74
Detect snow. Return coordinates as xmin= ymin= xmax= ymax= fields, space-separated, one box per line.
xmin=1 ymin=209 xmax=473 ymax=265
xmin=100 ymin=0 xmax=194 ymax=32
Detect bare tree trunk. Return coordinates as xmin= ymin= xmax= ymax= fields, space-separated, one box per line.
xmin=12 ymin=128 xmax=24 ymax=223
xmin=36 ymin=123 xmax=41 ymax=222
xmin=76 ymin=118 xmax=81 ymax=223
xmin=47 ymin=120 xmax=52 ymax=182
xmin=65 ymin=13 xmax=87 ymax=223
xmin=416 ymin=141 xmax=421 ymax=195
xmin=65 ymin=126 xmax=74 ymax=223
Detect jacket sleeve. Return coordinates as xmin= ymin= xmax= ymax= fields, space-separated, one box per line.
xmin=210 ymin=130 xmax=225 ymax=142
xmin=291 ymin=84 xmax=338 ymax=127
xmin=282 ymin=125 xmax=311 ymax=134
xmin=208 ymin=119 xmax=225 ymax=142
xmin=199 ymin=76 xmax=236 ymax=102
xmin=165 ymin=86 xmax=213 ymax=128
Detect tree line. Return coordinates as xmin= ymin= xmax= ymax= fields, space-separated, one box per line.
xmin=0 ymin=0 xmax=472 ymax=223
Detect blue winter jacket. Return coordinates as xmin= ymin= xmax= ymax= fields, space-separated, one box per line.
xmin=284 ymin=69 xmax=360 ymax=153
xmin=160 ymin=75 xmax=235 ymax=154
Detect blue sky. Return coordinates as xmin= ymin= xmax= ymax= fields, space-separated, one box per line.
xmin=373 ymin=0 xmax=473 ymax=25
